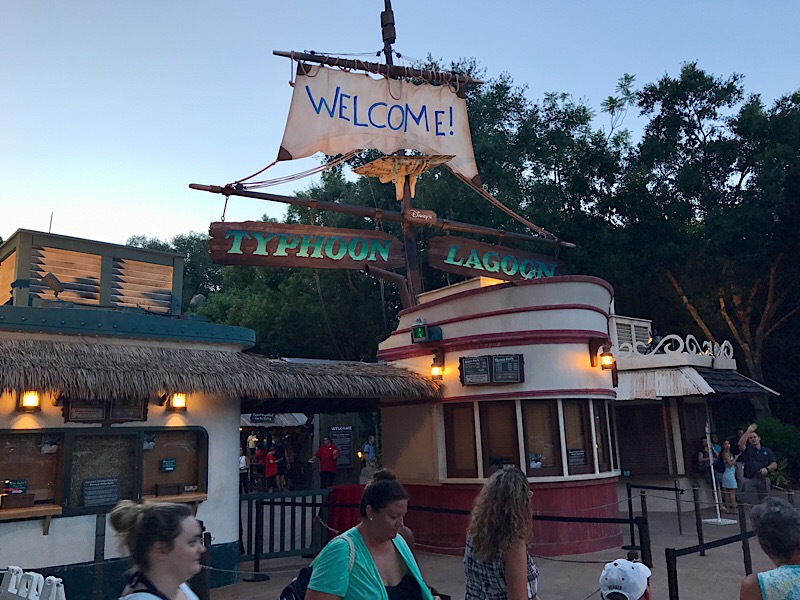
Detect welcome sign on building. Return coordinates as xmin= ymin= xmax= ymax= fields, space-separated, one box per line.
xmin=209 ymin=221 xmax=405 ymax=270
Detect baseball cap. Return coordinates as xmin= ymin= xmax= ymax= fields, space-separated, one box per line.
xmin=599 ymin=558 xmax=651 ymax=600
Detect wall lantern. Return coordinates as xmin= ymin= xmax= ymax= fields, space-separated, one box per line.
xmin=431 ymin=349 xmax=445 ymax=380
xmin=599 ymin=349 xmax=615 ymax=370
xmin=16 ymin=391 xmax=41 ymax=413
xmin=168 ymin=393 xmax=187 ymax=412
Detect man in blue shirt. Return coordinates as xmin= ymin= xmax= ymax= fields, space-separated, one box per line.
xmin=739 ymin=423 xmax=778 ymax=505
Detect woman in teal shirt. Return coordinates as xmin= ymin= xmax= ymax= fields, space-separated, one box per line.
xmin=307 ymin=469 xmax=439 ymax=600
xmin=740 ymin=497 xmax=800 ymax=599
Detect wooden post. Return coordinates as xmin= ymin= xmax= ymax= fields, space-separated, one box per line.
xmin=401 ymin=175 xmax=422 ymax=302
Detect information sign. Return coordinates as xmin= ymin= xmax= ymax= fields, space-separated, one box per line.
xmin=83 ymin=477 xmax=120 ymax=507
xmin=249 ymin=414 xmax=276 ymax=424
xmin=492 ymin=355 xmax=525 ymax=383
xmin=109 ymin=397 xmax=147 ymax=421
xmin=68 ymin=399 xmax=105 ymax=422
xmin=161 ymin=458 xmax=177 ymax=472
xmin=567 ymin=449 xmax=587 ymax=467
xmin=329 ymin=425 xmax=354 ymax=469
xmin=459 ymin=356 xmax=491 ymax=385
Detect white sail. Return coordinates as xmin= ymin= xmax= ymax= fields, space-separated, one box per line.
xmin=278 ymin=66 xmax=480 ymax=182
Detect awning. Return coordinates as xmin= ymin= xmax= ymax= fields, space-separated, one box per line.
xmin=0 ymin=339 xmax=440 ymax=402
xmin=616 ymin=366 xmax=778 ymax=401
xmin=241 ymin=413 xmax=308 ymax=428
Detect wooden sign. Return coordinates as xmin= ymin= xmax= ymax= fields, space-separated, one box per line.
xmin=210 ymin=222 xmax=405 ymax=270
xmin=109 ymin=397 xmax=147 ymax=421
xmin=404 ymin=208 xmax=437 ymax=225
xmin=427 ymin=236 xmax=560 ymax=281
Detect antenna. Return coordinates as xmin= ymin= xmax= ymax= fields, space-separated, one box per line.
xmin=48 ymin=212 xmax=53 ymax=233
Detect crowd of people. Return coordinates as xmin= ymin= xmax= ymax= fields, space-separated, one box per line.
xmin=107 ymin=421 xmax=790 ymax=600
xmin=697 ymin=423 xmax=778 ymax=512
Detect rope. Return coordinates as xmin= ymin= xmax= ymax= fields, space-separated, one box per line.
xmin=237 ymin=150 xmax=360 ymax=189
xmin=314 ymin=270 xmax=346 ymax=360
xmin=448 ymin=168 xmax=559 ymax=241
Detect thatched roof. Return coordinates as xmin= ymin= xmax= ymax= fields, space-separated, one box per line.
xmin=0 ymin=339 xmax=440 ymax=401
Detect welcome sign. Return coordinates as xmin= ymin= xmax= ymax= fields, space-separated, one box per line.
xmin=278 ymin=66 xmax=480 ymax=182
xmin=427 ymin=236 xmax=560 ymax=281
xmin=209 ymin=222 xmax=405 ymax=270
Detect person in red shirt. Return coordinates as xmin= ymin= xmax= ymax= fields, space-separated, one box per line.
xmin=264 ymin=445 xmax=279 ymax=491
xmin=309 ymin=437 xmax=340 ymax=489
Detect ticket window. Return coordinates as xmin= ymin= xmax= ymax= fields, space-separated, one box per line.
xmin=479 ymin=401 xmax=520 ymax=475
xmin=563 ymin=400 xmax=592 ymax=475
xmin=0 ymin=428 xmax=207 ymax=516
xmin=444 ymin=403 xmax=478 ymax=478
xmin=522 ymin=401 xmax=563 ymax=477
xmin=593 ymin=400 xmax=612 ymax=472
xmin=0 ymin=433 xmax=63 ymax=506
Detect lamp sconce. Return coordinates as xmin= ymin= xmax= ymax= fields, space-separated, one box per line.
xmin=431 ymin=348 xmax=445 ymax=381
xmin=599 ymin=348 xmax=615 ymax=370
xmin=159 ymin=392 xmax=187 ymax=412
xmin=589 ymin=337 xmax=611 ymax=367
xmin=16 ymin=391 xmax=42 ymax=413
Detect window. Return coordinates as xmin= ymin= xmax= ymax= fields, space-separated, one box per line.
xmin=593 ymin=400 xmax=611 ymax=472
xmin=479 ymin=401 xmax=519 ymax=475
xmin=521 ymin=401 xmax=562 ymax=477
xmin=0 ymin=433 xmax=63 ymax=505
xmin=563 ymin=400 xmax=592 ymax=475
xmin=142 ymin=430 xmax=203 ymax=496
xmin=444 ymin=404 xmax=478 ymax=478
xmin=0 ymin=427 xmax=207 ymax=516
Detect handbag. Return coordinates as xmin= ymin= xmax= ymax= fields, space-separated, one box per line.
xmin=279 ymin=535 xmax=355 ymax=600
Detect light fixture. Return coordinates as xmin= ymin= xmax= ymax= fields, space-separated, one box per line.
xmin=431 ymin=349 xmax=445 ymax=380
xmin=599 ymin=349 xmax=615 ymax=370
xmin=16 ymin=391 xmax=41 ymax=413
xmin=167 ymin=393 xmax=187 ymax=412
xmin=589 ymin=337 xmax=610 ymax=367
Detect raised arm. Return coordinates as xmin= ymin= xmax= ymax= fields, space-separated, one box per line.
xmin=739 ymin=424 xmax=756 ymax=452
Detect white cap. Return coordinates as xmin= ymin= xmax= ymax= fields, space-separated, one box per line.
xmin=599 ymin=559 xmax=651 ymax=600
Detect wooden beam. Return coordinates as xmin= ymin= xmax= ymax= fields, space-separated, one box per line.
xmin=273 ymin=50 xmax=484 ymax=86
xmin=189 ymin=184 xmax=574 ymax=248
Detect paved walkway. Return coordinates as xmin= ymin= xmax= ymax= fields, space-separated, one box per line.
xmin=212 ymin=509 xmax=772 ymax=599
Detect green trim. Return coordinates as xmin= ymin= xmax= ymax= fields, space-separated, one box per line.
xmin=0 ymin=305 xmax=255 ymax=347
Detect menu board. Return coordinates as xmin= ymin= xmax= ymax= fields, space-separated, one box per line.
xmin=459 ymin=356 xmax=491 ymax=385
xmin=329 ymin=426 xmax=353 ymax=468
xmin=492 ymin=355 xmax=524 ymax=383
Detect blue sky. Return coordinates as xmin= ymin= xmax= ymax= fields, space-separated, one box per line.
xmin=2 ymin=1 xmax=798 ymax=244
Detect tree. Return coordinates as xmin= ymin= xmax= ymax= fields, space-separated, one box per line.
xmin=611 ymin=64 xmax=800 ymax=415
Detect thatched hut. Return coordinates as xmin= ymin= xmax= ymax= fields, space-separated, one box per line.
xmin=0 ymin=230 xmax=437 ymax=597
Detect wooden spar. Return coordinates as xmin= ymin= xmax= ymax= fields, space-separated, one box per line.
xmin=272 ymin=50 xmax=484 ymax=86
xmin=189 ymin=183 xmax=575 ymax=248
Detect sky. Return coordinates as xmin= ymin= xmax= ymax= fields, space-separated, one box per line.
xmin=2 ymin=1 xmax=798 ymax=245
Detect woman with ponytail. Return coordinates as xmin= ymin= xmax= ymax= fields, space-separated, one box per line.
xmin=109 ymin=500 xmax=205 ymax=600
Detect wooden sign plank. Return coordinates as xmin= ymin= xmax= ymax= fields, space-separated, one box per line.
xmin=209 ymin=222 xmax=405 ymax=270
xmin=427 ymin=236 xmax=561 ymax=282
